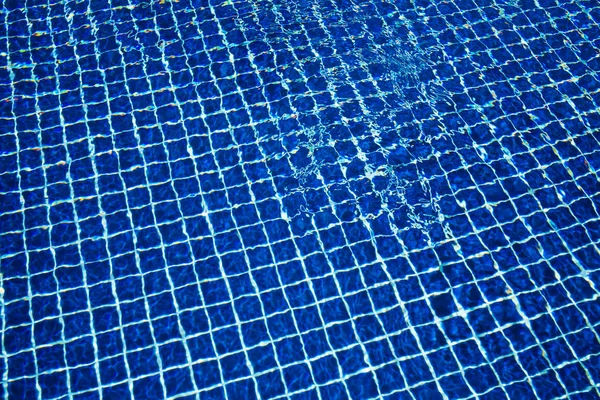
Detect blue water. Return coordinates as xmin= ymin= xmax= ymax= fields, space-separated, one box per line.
xmin=1 ymin=0 xmax=600 ymax=398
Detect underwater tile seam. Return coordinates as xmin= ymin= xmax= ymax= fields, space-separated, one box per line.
xmin=1 ymin=0 xmax=600 ymax=398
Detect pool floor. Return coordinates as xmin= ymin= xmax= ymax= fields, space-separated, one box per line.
xmin=1 ymin=0 xmax=600 ymax=398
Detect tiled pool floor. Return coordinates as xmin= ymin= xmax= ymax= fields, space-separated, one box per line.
xmin=1 ymin=0 xmax=600 ymax=398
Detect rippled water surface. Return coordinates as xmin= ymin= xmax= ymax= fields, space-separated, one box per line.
xmin=1 ymin=0 xmax=600 ymax=398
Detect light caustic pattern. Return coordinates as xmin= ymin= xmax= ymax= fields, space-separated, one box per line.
xmin=1 ymin=0 xmax=600 ymax=399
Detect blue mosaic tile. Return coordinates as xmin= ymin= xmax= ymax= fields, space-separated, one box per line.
xmin=2 ymin=0 xmax=600 ymax=398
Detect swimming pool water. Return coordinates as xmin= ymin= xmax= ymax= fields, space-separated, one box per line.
xmin=1 ymin=0 xmax=600 ymax=398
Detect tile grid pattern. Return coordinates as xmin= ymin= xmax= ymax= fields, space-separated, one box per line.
xmin=1 ymin=0 xmax=600 ymax=399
